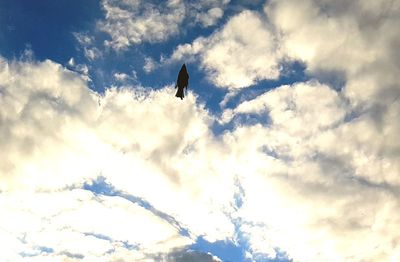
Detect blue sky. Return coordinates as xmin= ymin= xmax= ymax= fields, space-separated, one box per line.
xmin=1 ymin=0 xmax=400 ymax=261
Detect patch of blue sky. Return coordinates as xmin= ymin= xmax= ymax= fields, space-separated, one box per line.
xmin=190 ymin=237 xmax=245 ymax=262
xmin=210 ymin=61 xmax=308 ymax=136
xmin=0 ymin=0 xmax=101 ymax=63
xmin=68 ymin=25 xmax=221 ymax=94
xmin=82 ymin=176 xmax=292 ymax=262
xmin=0 ymin=0 xmax=309 ymax=105
xmin=82 ymin=176 xmax=191 ymax=238
xmin=20 ymin=246 xmax=54 ymax=257
xmin=185 ymin=178 xmax=290 ymax=262
xmin=189 ymin=236 xmax=292 ymax=262
xmin=234 ymin=176 xmax=245 ymax=210
xmin=222 ymin=61 xmax=308 ymax=110
xmin=38 ymin=246 xmax=54 ymax=254
xmin=83 ymin=176 xmax=152 ymax=211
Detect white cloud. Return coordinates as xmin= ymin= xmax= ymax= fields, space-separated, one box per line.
xmin=113 ymin=72 xmax=129 ymax=82
xmin=99 ymin=0 xmax=185 ymax=50
xmin=223 ymin=81 xmax=346 ymax=137
xmin=264 ymin=0 xmax=400 ymax=105
xmin=73 ymin=32 xmax=102 ymax=60
xmin=2 ymin=50 xmax=400 ymax=261
xmin=67 ymin=57 xmax=90 ymax=80
xmin=0 ymin=56 xmax=236 ymax=260
xmin=98 ymin=0 xmax=230 ymax=50
xmin=113 ymin=71 xmax=138 ymax=83
xmin=190 ymin=0 xmax=230 ymax=27
xmin=2 ymin=0 xmax=400 ymax=259
xmin=214 ymin=1 xmax=400 ymax=260
xmin=0 ymin=190 xmax=191 ymax=261
xmin=224 ymin=81 xmax=400 ymax=261
xmin=170 ymin=10 xmax=282 ymax=89
xmin=143 ymin=57 xmax=157 ymax=73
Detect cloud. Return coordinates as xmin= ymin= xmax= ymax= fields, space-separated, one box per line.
xmin=0 ymin=56 xmax=236 ymax=260
xmin=224 ymin=81 xmax=400 ymax=261
xmin=190 ymin=0 xmax=230 ymax=28
xmin=214 ymin=1 xmax=400 ymax=260
xmin=264 ymin=0 xmax=400 ymax=104
xmin=113 ymin=71 xmax=138 ymax=84
xmin=98 ymin=0 xmax=230 ymax=50
xmin=2 ymin=0 xmax=400 ymax=259
xmin=2 ymin=48 xmax=400 ymax=261
xmin=73 ymin=32 xmax=102 ymax=60
xmin=222 ymin=81 xmax=346 ymax=136
xmin=164 ymin=249 xmax=222 ymax=262
xmin=99 ymin=0 xmax=185 ymax=50
xmin=0 ymin=190 xmax=191 ymax=261
xmin=67 ymin=58 xmax=90 ymax=81
xmin=143 ymin=57 xmax=157 ymax=73
xmin=113 ymin=72 xmax=130 ymax=82
xmin=170 ymin=10 xmax=282 ymax=89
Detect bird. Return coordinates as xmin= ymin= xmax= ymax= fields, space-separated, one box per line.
xmin=175 ymin=64 xmax=189 ymax=100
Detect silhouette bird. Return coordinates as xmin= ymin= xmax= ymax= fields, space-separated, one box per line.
xmin=175 ymin=64 xmax=189 ymax=100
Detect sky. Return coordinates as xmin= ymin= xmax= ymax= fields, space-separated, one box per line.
xmin=0 ymin=0 xmax=400 ymax=261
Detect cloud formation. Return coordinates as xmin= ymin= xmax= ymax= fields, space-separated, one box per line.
xmin=0 ymin=57 xmax=235 ymax=261
xmin=171 ymin=10 xmax=281 ymax=89
xmin=227 ymin=80 xmax=400 ymax=261
xmin=219 ymin=0 xmax=400 ymax=260
xmin=0 ymin=190 xmax=191 ymax=261
xmin=99 ymin=0 xmax=230 ymax=50
xmin=2 ymin=0 xmax=400 ymax=261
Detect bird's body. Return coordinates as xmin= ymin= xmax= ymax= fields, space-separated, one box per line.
xmin=175 ymin=64 xmax=189 ymax=100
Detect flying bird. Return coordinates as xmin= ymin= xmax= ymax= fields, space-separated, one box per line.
xmin=175 ymin=64 xmax=189 ymax=100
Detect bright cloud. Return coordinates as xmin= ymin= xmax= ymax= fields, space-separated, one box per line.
xmin=218 ymin=0 xmax=400 ymax=260
xmin=265 ymin=0 xmax=400 ymax=104
xmin=98 ymin=0 xmax=230 ymax=50
xmin=190 ymin=0 xmax=230 ymax=27
xmin=0 ymin=57 xmax=236 ymax=261
xmin=2 ymin=0 xmax=400 ymax=261
xmin=0 ymin=190 xmax=191 ymax=261
xmin=171 ymin=10 xmax=281 ymax=89
xmin=226 ymin=79 xmax=400 ymax=261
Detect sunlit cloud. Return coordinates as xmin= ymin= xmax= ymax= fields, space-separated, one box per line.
xmin=1 ymin=0 xmax=400 ymax=261
xmin=98 ymin=0 xmax=230 ymax=50
xmin=170 ymin=10 xmax=282 ymax=89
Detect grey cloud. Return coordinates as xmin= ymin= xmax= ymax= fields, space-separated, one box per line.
xmin=165 ymin=249 xmax=222 ymax=262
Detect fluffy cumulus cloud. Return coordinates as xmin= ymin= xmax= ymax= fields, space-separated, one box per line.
xmin=0 ymin=57 xmax=236 ymax=261
xmin=227 ymin=81 xmax=400 ymax=261
xmin=0 ymin=190 xmax=191 ymax=261
xmin=265 ymin=0 xmax=400 ymax=105
xmin=98 ymin=0 xmax=230 ymax=50
xmin=190 ymin=0 xmax=230 ymax=28
xmin=172 ymin=0 xmax=400 ymax=260
xmin=219 ymin=0 xmax=400 ymax=261
xmin=171 ymin=10 xmax=281 ymax=89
